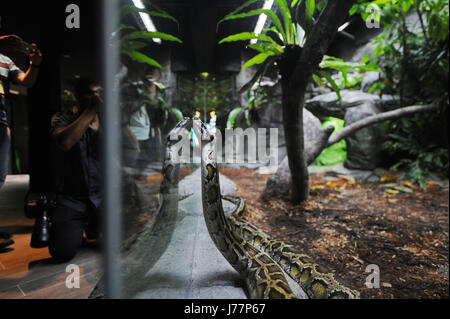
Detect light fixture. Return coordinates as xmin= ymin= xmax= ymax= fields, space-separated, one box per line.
xmin=132 ymin=0 xmax=162 ymax=44
xmin=338 ymin=21 xmax=350 ymax=32
xmin=250 ymin=0 xmax=274 ymax=44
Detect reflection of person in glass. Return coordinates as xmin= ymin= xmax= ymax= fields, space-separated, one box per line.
xmin=0 ymin=16 xmax=43 ymax=250
xmin=129 ymin=103 xmax=151 ymax=168
xmin=49 ymin=78 xmax=102 ymax=262
xmin=1 ymin=16 xmax=43 ymax=190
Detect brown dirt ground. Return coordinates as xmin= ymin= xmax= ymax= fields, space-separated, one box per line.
xmin=221 ymin=168 xmax=449 ymax=299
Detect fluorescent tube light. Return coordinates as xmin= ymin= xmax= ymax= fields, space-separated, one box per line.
xmin=338 ymin=21 xmax=350 ymax=32
xmin=250 ymin=0 xmax=274 ymax=44
xmin=132 ymin=0 xmax=161 ymax=44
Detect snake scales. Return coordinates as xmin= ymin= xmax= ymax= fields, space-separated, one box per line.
xmin=92 ymin=117 xmax=360 ymax=299
xmin=190 ymin=117 xmax=361 ymax=299
xmin=193 ymin=117 xmax=296 ymax=299
xmin=222 ymin=195 xmax=361 ymax=299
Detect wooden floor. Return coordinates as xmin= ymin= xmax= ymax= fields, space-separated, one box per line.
xmin=0 ymin=175 xmax=102 ymax=299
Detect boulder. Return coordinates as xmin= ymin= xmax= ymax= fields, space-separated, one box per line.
xmin=305 ymin=90 xmax=381 ymax=118
xmin=262 ymin=109 xmax=333 ymax=198
xmin=303 ymin=108 xmax=326 ymax=152
xmin=361 ymin=71 xmax=381 ymax=92
xmin=344 ymin=101 xmax=386 ymax=170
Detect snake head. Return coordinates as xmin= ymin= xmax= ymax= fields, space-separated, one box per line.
xmin=167 ymin=117 xmax=192 ymax=144
xmin=176 ymin=117 xmax=192 ymax=130
xmin=192 ymin=117 xmax=214 ymax=142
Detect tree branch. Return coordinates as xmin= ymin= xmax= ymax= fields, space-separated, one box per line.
xmin=307 ymin=125 xmax=334 ymax=165
xmin=262 ymin=103 xmax=438 ymax=200
xmin=295 ymin=0 xmax=357 ymax=73
xmin=238 ymin=57 xmax=276 ymax=94
xmin=327 ymin=104 xmax=438 ymax=147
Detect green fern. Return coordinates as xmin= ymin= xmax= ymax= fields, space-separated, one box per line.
xmin=117 ymin=2 xmax=182 ymax=68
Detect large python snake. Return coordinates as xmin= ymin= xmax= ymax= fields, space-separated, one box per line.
xmin=92 ymin=117 xmax=360 ymax=299
xmin=222 ymin=196 xmax=361 ymax=299
xmin=193 ymin=117 xmax=297 ymax=299
xmin=192 ymin=117 xmax=361 ymax=299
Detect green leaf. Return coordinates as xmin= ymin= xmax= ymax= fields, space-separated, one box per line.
xmin=125 ymin=51 xmax=162 ymax=68
xmin=393 ymin=186 xmax=413 ymax=193
xmin=349 ymin=4 xmax=359 ymax=16
xmin=217 ymin=0 xmax=264 ymax=30
xmin=312 ymin=74 xmax=327 ymax=88
xmin=291 ymin=0 xmax=302 ymax=8
xmin=143 ymin=0 xmax=178 ymax=23
xmin=242 ymin=53 xmax=270 ymax=69
xmin=227 ymin=107 xmax=244 ymax=128
xmin=118 ymin=24 xmax=137 ymax=32
xmin=273 ymin=0 xmax=293 ymax=43
xmin=120 ymin=40 xmax=148 ymax=53
xmin=170 ymin=108 xmax=184 ymax=121
xmin=219 ymin=32 xmax=276 ymax=44
xmin=305 ymin=0 xmax=315 ymax=21
xmin=245 ymin=109 xmax=251 ymax=126
xmin=248 ymin=42 xmax=284 ymax=55
xmin=158 ymin=96 xmax=166 ymax=107
xmin=341 ymin=68 xmax=348 ymax=86
xmin=153 ymin=81 xmax=166 ymax=90
xmin=219 ymin=9 xmax=286 ymax=41
xmin=314 ymin=117 xmax=347 ymax=167
xmin=119 ymin=5 xmax=143 ymax=19
xmin=263 ymin=26 xmax=283 ymax=42
xmin=248 ymin=94 xmax=256 ymax=108
xmin=402 ymin=0 xmax=413 ymax=13
xmin=320 ymin=71 xmax=342 ymax=103
xmin=121 ymin=31 xmax=182 ymax=43
xmin=320 ymin=59 xmax=380 ymax=72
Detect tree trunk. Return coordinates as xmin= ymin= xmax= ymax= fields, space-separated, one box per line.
xmin=276 ymin=0 xmax=357 ymax=204
xmin=281 ymin=74 xmax=310 ymax=203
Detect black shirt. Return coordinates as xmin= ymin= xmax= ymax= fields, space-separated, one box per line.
xmin=50 ymin=110 xmax=102 ymax=211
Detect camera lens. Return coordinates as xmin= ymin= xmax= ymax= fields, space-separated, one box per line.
xmin=30 ymin=210 xmax=51 ymax=249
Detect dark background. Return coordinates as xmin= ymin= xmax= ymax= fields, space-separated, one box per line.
xmin=1 ymin=1 xmax=102 ymax=192
xmin=0 ymin=0 xmax=258 ymax=192
xmin=0 ymin=0 xmax=367 ymax=192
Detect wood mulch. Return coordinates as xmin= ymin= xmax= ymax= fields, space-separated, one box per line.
xmin=221 ymin=168 xmax=449 ymax=299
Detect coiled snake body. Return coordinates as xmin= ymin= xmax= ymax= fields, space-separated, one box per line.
xmin=191 ymin=117 xmax=361 ymax=299
xmin=223 ymin=196 xmax=360 ymax=299
xmin=193 ymin=118 xmax=296 ymax=299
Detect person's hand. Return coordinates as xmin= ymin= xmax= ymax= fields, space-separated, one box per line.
xmin=83 ymin=87 xmax=103 ymax=113
xmin=29 ymin=43 xmax=43 ymax=66
xmin=89 ymin=114 xmax=100 ymax=132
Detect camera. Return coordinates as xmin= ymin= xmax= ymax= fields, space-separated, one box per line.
xmin=24 ymin=192 xmax=55 ymax=248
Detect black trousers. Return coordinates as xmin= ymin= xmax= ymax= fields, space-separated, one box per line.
xmin=49 ymin=203 xmax=99 ymax=263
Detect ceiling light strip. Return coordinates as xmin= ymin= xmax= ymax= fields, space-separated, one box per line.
xmin=250 ymin=0 xmax=274 ymax=44
xmin=132 ymin=0 xmax=162 ymax=44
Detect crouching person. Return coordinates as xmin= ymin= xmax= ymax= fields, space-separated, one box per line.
xmin=49 ymin=78 xmax=103 ymax=263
